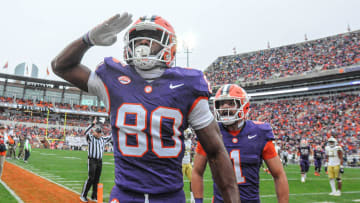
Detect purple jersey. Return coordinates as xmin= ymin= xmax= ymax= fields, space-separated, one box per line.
xmin=299 ymin=146 xmax=310 ymax=160
xmin=314 ymin=150 xmax=324 ymax=160
xmin=95 ymin=57 xmax=210 ymax=194
xmin=213 ymin=120 xmax=275 ymax=202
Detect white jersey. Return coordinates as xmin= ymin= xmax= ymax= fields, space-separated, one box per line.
xmin=275 ymin=145 xmax=281 ymax=155
xmin=182 ymin=139 xmax=192 ymax=164
xmin=325 ymin=145 xmax=342 ymax=166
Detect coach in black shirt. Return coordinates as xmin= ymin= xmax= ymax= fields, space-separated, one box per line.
xmin=80 ymin=117 xmax=112 ymax=202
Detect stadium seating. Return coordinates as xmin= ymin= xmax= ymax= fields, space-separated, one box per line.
xmin=205 ymin=30 xmax=360 ymax=87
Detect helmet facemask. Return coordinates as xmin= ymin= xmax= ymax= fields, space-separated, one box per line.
xmin=214 ymin=97 xmax=249 ymax=126
xmin=124 ymin=24 xmax=176 ymax=70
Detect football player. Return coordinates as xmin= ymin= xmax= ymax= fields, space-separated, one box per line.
xmin=325 ymin=137 xmax=344 ymax=196
xmin=182 ymin=128 xmax=195 ymax=203
xmin=52 ymin=13 xmax=240 ymax=203
xmin=281 ymin=147 xmax=289 ymax=167
xmin=191 ymin=84 xmax=289 ymax=203
xmin=298 ymin=139 xmax=312 ymax=183
xmin=313 ymin=145 xmax=324 ymax=176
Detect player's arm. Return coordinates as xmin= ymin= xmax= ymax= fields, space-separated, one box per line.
xmin=337 ymin=149 xmax=343 ymax=165
xmin=51 ymin=13 xmax=132 ymax=92
xmin=195 ymin=120 xmax=240 ymax=203
xmin=51 ymin=38 xmax=92 ymax=91
xmin=338 ymin=149 xmax=344 ymax=173
xmin=263 ymin=141 xmax=289 ymax=203
xmin=191 ymin=152 xmax=208 ymax=201
xmin=265 ymin=157 xmax=289 ymax=203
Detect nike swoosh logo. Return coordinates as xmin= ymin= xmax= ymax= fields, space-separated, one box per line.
xmin=248 ymin=134 xmax=257 ymax=139
xmin=170 ymin=83 xmax=184 ymax=89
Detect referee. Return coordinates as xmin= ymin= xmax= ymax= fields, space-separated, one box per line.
xmin=80 ymin=117 xmax=112 ymax=202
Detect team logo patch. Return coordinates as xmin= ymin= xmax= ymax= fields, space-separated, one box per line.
xmin=144 ymin=85 xmax=152 ymax=93
xmin=118 ymin=76 xmax=131 ymax=85
xmin=232 ymin=138 xmax=238 ymax=143
xmin=110 ymin=198 xmax=120 ymax=203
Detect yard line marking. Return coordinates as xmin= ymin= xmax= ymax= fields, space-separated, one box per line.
xmin=39 ymin=153 xmax=56 ymax=155
xmin=66 ymin=183 xmax=82 ymax=186
xmin=261 ymin=191 xmax=360 ymax=198
xmin=184 ymin=177 xmax=360 ymax=182
xmin=199 ymin=191 xmax=360 ymax=201
xmin=0 ymin=180 xmax=24 ymax=203
xmin=58 ymin=180 xmax=83 ymax=183
xmin=63 ymin=157 xmax=81 ymax=160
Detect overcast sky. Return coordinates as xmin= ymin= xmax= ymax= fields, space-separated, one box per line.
xmin=1 ymin=0 xmax=360 ymax=81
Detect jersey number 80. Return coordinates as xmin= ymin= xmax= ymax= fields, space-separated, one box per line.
xmin=115 ymin=103 xmax=183 ymax=158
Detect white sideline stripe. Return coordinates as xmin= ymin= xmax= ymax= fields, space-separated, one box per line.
xmin=7 ymin=162 xmax=81 ymax=195
xmin=352 ymin=199 xmax=360 ymax=202
xmin=0 ymin=180 xmax=24 ymax=203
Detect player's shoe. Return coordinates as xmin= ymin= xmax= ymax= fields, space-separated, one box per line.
xmin=90 ymin=196 xmax=97 ymax=202
xmin=314 ymin=172 xmax=320 ymax=176
xmin=334 ymin=190 xmax=341 ymax=196
xmin=329 ymin=191 xmax=336 ymax=196
xmin=80 ymin=196 xmax=89 ymax=202
xmin=301 ymin=177 xmax=305 ymax=183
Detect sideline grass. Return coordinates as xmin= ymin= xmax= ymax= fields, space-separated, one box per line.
xmin=5 ymin=148 xmax=360 ymax=202
xmin=0 ymin=181 xmax=18 ymax=203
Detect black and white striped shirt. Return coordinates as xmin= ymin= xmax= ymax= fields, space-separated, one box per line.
xmin=85 ymin=124 xmax=112 ymax=160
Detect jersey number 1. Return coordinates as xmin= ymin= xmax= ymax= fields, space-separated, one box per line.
xmin=230 ymin=150 xmax=246 ymax=184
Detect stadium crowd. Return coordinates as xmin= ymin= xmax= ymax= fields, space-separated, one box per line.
xmin=205 ymin=30 xmax=360 ymax=86
xmin=0 ymin=91 xmax=358 ymax=166
xmin=249 ymin=92 xmax=360 ymax=163
xmin=0 ymin=96 xmax=106 ymax=112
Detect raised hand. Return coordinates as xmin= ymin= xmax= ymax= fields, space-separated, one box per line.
xmin=83 ymin=12 xmax=133 ymax=46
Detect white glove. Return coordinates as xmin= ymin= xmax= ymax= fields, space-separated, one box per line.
xmin=83 ymin=12 xmax=133 ymax=46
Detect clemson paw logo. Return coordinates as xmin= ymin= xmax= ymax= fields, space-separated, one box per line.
xmin=118 ymin=76 xmax=131 ymax=85
xmin=144 ymin=85 xmax=153 ymax=93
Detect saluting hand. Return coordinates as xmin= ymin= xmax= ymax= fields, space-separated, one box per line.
xmin=83 ymin=12 xmax=133 ymax=46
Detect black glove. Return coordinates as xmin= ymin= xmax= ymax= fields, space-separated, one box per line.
xmin=340 ymin=166 xmax=344 ymax=174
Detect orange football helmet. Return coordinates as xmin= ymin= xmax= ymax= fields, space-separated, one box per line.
xmin=123 ymin=15 xmax=176 ymax=70
xmin=214 ymin=84 xmax=250 ymax=125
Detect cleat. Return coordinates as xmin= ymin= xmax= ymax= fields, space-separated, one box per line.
xmin=80 ymin=196 xmax=88 ymax=202
xmin=334 ymin=190 xmax=341 ymax=196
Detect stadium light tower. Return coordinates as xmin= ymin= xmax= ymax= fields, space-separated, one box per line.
xmin=177 ymin=32 xmax=196 ymax=67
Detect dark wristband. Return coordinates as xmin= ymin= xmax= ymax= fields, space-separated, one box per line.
xmin=82 ymin=32 xmax=94 ymax=46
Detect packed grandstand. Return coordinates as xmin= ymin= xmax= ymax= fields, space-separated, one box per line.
xmin=0 ymin=30 xmax=359 ymax=166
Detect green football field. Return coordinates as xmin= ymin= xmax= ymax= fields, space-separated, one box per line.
xmin=2 ymin=148 xmax=360 ymax=203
